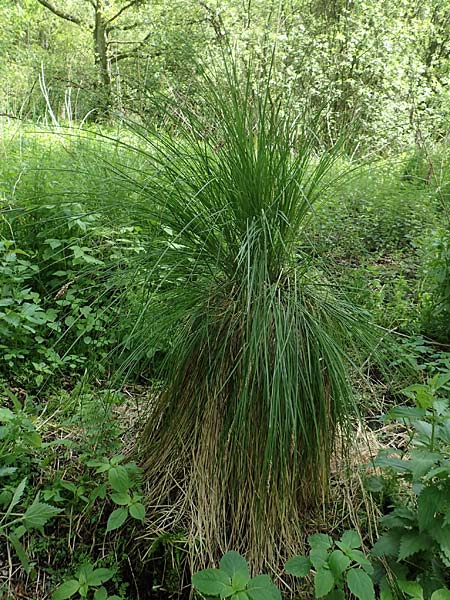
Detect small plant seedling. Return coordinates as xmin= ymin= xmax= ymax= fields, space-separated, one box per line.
xmin=87 ymin=455 xmax=145 ymax=532
xmin=52 ymin=563 xmax=121 ymax=600
xmin=285 ymin=530 xmax=375 ymax=600
xmin=192 ymin=551 xmax=281 ymax=600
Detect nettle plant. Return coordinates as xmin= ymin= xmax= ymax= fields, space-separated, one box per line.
xmin=52 ymin=563 xmax=122 ymax=600
xmin=192 ymin=551 xmax=281 ymax=600
xmin=373 ymin=372 xmax=450 ymax=596
xmin=0 ymin=477 xmax=61 ymax=574
xmin=285 ymin=530 xmax=375 ymax=600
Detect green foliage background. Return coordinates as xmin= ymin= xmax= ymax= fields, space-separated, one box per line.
xmin=1 ymin=0 xmax=449 ymax=150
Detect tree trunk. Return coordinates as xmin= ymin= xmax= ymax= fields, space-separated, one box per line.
xmin=93 ymin=0 xmax=112 ymax=117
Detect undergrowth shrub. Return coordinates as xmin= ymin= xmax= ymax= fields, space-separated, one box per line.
xmin=0 ymin=383 xmax=144 ymax=598
xmin=312 ymin=161 xmax=437 ymax=258
xmin=0 ymin=128 xmax=151 ymax=389
xmin=370 ymin=371 xmax=450 ymax=598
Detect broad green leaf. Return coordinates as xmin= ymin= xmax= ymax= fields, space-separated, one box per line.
xmin=443 ymin=507 xmax=450 ymax=527
xmin=246 ymin=575 xmax=281 ymax=600
xmin=385 ymin=406 xmax=427 ymax=421
xmin=0 ymin=407 xmax=14 ymax=420
xmin=106 ymin=507 xmax=128 ymax=532
xmin=433 ymin=372 xmax=450 ymax=391
xmin=90 ymin=483 xmax=107 ymax=502
xmin=77 ymin=563 xmax=93 ymax=583
xmin=373 ymin=455 xmax=410 ymax=472
xmin=431 ymin=590 xmax=450 ymax=600
xmin=87 ymin=459 xmax=111 ymax=473
xmin=310 ymin=547 xmax=328 ymax=570
xmin=418 ymin=487 xmax=442 ymax=531
xmin=93 ymin=586 xmax=108 ymax=600
xmin=220 ymin=551 xmax=249 ymax=582
xmin=379 ymin=578 xmax=394 ymax=600
xmin=284 ymin=555 xmax=311 ymax=577
xmin=345 ymin=550 xmax=373 ymax=575
xmin=398 ymin=532 xmax=431 ymax=560
xmin=308 ymin=533 xmax=333 ymax=551
xmin=108 ymin=466 xmax=131 ymax=493
xmin=192 ymin=568 xmax=233 ymax=597
xmin=52 ymin=579 xmax=80 ymax=600
xmin=381 ymin=508 xmax=416 ymax=528
xmin=409 ymin=452 xmax=440 ymax=480
xmin=110 ymin=492 xmax=131 ymax=506
xmin=232 ymin=571 xmax=250 ymax=592
xmin=22 ymin=501 xmax=61 ymax=530
xmin=340 ymin=530 xmax=361 ymax=549
xmin=364 ymin=476 xmax=384 ymax=493
xmin=371 ymin=533 xmax=400 ymax=558
xmin=346 ymin=568 xmax=375 ymax=600
xmin=398 ymin=581 xmax=424 ymax=599
xmin=86 ymin=568 xmax=114 ymax=586
xmin=129 ymin=502 xmax=145 ymax=521
xmin=328 ymin=550 xmax=350 ymax=577
xmin=314 ymin=567 xmax=335 ymax=598
xmin=423 ymin=466 xmax=450 ymax=480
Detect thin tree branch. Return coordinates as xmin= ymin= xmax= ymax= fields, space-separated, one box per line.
xmin=35 ymin=0 xmax=85 ymax=26
xmin=106 ymin=20 xmax=141 ymax=33
xmin=114 ymin=50 xmax=160 ymax=61
xmin=113 ymin=33 xmax=156 ymax=61
xmin=107 ymin=0 xmax=141 ymax=24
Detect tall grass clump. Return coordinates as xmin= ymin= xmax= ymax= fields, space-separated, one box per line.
xmin=88 ymin=59 xmax=382 ymax=567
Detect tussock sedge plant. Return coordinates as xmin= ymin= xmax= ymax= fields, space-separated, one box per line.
xmin=99 ymin=58 xmax=385 ymax=568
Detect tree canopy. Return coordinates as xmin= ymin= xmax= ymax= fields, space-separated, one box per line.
xmin=1 ymin=0 xmax=449 ymax=148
